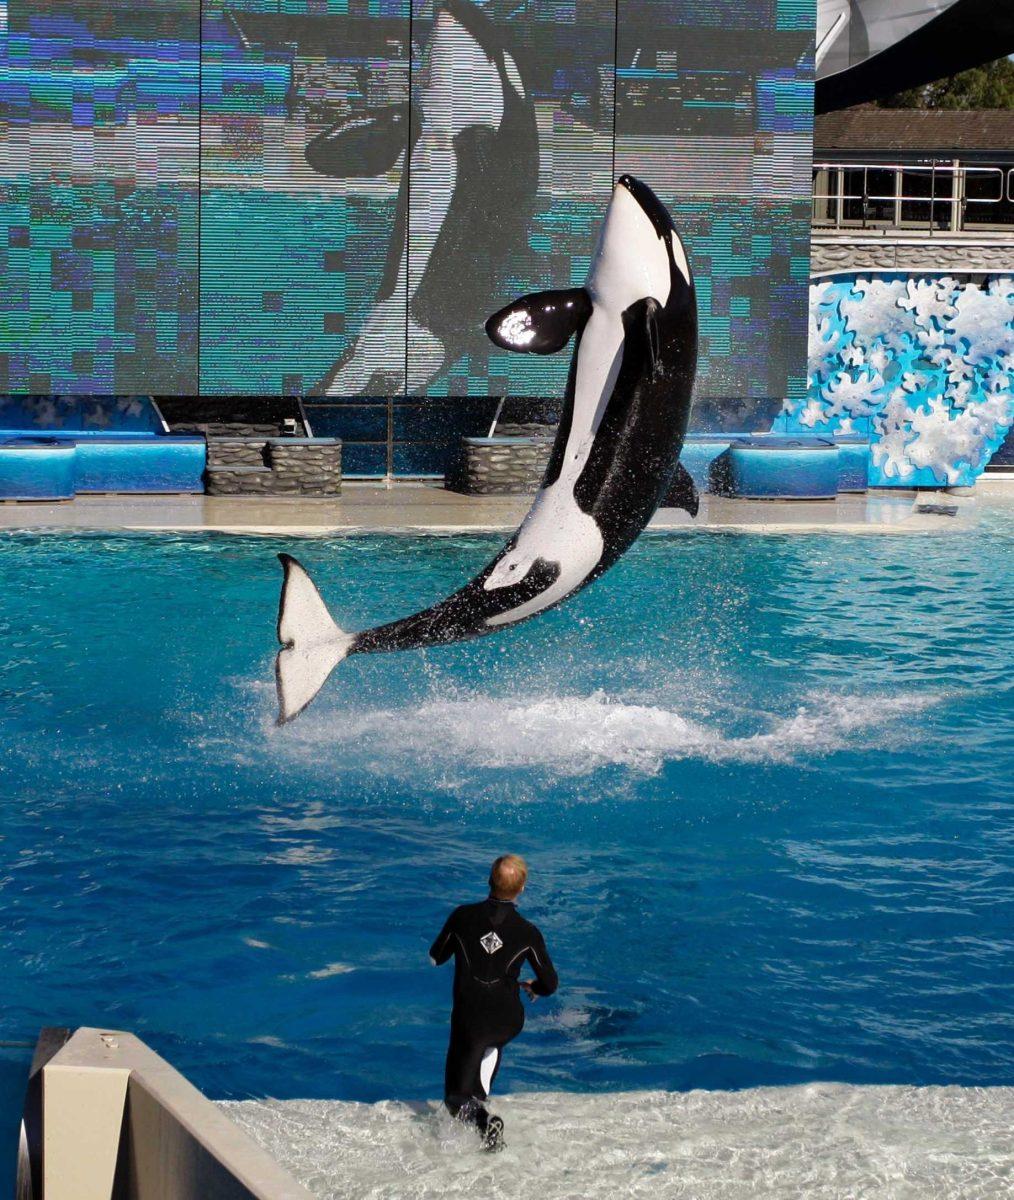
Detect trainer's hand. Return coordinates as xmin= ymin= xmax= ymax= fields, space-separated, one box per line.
xmin=520 ymin=979 xmax=538 ymax=1000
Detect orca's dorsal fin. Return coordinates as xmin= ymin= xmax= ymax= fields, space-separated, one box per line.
xmin=666 ymin=462 xmax=699 ymax=518
xmin=485 ymin=288 xmax=592 ymax=355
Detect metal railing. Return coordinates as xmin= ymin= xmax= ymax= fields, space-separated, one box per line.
xmin=812 ymin=161 xmax=1014 ymax=232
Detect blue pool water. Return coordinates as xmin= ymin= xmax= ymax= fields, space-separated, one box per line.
xmin=1 ymin=512 xmax=1012 ymax=1168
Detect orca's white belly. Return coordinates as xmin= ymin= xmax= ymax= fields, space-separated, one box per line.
xmin=482 ymin=307 xmax=626 ymax=626
xmin=483 ymin=480 xmax=604 ymax=626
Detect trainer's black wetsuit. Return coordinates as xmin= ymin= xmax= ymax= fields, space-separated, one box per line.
xmin=430 ymin=895 xmax=558 ymax=1127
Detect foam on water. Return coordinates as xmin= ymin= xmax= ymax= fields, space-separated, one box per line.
xmin=224 ymin=1084 xmax=1014 ymax=1199
xmin=270 ymin=688 xmax=937 ymax=778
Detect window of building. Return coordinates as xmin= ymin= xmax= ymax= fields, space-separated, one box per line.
xmin=962 ymin=167 xmax=1011 ymax=229
xmin=899 ymin=165 xmax=956 ymax=229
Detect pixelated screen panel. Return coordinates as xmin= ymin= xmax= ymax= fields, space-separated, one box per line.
xmin=1 ymin=1 xmax=200 ymax=395
xmin=200 ymin=1 xmax=410 ymax=397
xmin=616 ymin=0 xmax=814 ymax=425
xmin=403 ymin=0 xmax=614 ymax=398
xmin=3 ymin=0 xmax=814 ymax=435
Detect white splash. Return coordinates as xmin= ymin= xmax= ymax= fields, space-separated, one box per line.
xmin=224 ymin=1083 xmax=1014 ymax=1200
xmin=274 ymin=689 xmax=935 ymax=780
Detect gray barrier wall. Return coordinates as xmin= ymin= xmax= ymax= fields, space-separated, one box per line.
xmin=21 ymin=1027 xmax=312 ymax=1200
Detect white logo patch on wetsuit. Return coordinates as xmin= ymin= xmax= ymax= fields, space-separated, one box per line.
xmin=480 ymin=931 xmax=503 ymax=954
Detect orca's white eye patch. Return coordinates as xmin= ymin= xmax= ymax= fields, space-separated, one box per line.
xmin=502 ymin=52 xmax=525 ymax=99
xmin=670 ymin=235 xmax=691 ymax=286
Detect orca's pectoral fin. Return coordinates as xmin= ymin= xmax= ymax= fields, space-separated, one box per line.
xmin=665 ymin=462 xmax=700 ymax=518
xmin=484 ymin=287 xmax=592 ymax=355
xmin=305 ymin=104 xmax=412 ymax=178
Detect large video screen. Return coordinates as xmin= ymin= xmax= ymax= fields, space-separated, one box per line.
xmin=2 ymin=0 xmax=813 ymax=425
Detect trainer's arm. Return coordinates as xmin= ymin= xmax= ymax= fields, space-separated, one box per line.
xmin=525 ymin=928 xmax=558 ymax=997
xmin=428 ymin=911 xmax=456 ymax=966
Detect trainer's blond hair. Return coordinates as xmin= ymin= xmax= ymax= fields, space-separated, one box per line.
xmin=489 ymin=854 xmax=528 ymax=900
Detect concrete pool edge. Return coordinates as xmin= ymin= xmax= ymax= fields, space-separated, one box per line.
xmin=0 ymin=481 xmax=1005 ymax=536
xmin=222 ymin=1084 xmax=1014 ymax=1199
xmin=20 ymin=1026 xmax=313 ymax=1200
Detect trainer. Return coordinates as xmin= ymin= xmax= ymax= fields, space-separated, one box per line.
xmin=429 ymin=853 xmax=558 ymax=1151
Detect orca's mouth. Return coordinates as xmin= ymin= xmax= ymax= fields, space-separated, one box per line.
xmin=617 ymin=174 xmax=673 ymax=241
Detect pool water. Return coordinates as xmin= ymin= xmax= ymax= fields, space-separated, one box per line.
xmin=1 ymin=510 xmax=1012 ymax=1167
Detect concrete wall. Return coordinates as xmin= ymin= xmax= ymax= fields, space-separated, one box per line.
xmin=811 ymin=232 xmax=1014 ymax=275
xmin=33 ymin=1028 xmax=313 ymax=1200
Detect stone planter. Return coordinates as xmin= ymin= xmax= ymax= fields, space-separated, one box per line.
xmin=206 ymin=465 xmax=274 ymax=495
xmin=447 ymin=436 xmax=553 ymax=495
xmin=207 ymin=439 xmax=268 ymax=469
xmin=267 ymin=439 xmax=342 ymax=496
xmin=204 ymin=437 xmax=341 ymax=496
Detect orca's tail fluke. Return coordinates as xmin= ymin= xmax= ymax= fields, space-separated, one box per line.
xmin=275 ymin=553 xmax=355 ymax=725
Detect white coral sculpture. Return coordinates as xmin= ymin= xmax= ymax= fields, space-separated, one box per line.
xmin=809 ymin=280 xmax=841 ymax=310
xmin=842 ymin=342 xmax=867 ymax=369
xmin=85 ymin=405 xmax=111 ymax=428
xmin=29 ymin=399 xmax=60 ymax=427
xmin=821 ymin=369 xmax=886 ymax=420
xmin=945 ymin=282 xmax=1014 ymax=365
xmin=906 ymin=396 xmax=991 ymax=483
xmin=797 ymin=398 xmax=828 ymax=428
xmin=986 ymin=276 xmax=1014 ymax=301
xmin=801 ymin=273 xmax=1014 ymax=482
xmin=807 ymin=312 xmax=845 ymax=379
xmin=898 ymin=277 xmax=956 ymax=330
xmin=951 ymin=379 xmax=974 ymax=407
xmin=927 ymin=345 xmax=976 ymax=388
xmin=872 ymin=395 xmax=918 ymax=480
xmin=915 ymin=324 xmax=946 ymax=354
xmin=899 ymin=370 xmax=932 ymax=395
xmin=840 ymin=278 xmax=912 ymax=349
xmin=985 ymin=368 xmax=1011 ymax=393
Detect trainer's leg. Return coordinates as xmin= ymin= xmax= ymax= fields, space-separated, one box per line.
xmin=478 ymin=1045 xmax=500 ymax=1100
xmin=475 ymin=1044 xmax=509 ymax=1151
xmin=444 ymin=1028 xmax=489 ymax=1126
xmin=480 ymin=1019 xmax=520 ymax=1100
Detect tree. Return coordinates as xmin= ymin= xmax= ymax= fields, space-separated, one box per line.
xmin=879 ymin=55 xmax=1014 ymax=110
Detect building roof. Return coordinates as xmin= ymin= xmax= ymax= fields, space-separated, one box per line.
xmin=815 ymin=105 xmax=1014 ymax=155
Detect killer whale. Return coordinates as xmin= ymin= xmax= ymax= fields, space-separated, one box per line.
xmin=276 ymin=175 xmax=698 ymax=723
xmin=313 ymin=0 xmax=539 ymax=394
